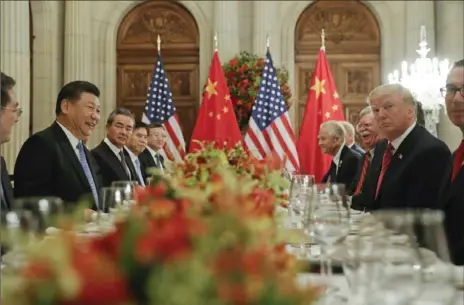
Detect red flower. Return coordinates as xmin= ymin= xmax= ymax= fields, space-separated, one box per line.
xmin=62 ymin=243 xmax=130 ymax=305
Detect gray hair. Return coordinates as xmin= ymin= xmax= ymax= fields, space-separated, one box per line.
xmin=338 ymin=121 xmax=355 ymax=138
xmin=320 ymin=120 xmax=345 ymax=140
xmin=358 ymin=106 xmax=373 ymax=119
xmin=367 ymin=83 xmax=416 ymax=107
xmin=106 ymin=107 xmax=135 ymax=126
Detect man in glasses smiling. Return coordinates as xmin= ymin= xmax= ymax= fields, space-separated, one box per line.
xmin=440 ymin=59 xmax=464 ymax=265
xmin=0 ymin=72 xmax=19 ymax=211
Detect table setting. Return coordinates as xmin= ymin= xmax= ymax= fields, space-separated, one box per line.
xmin=281 ymin=173 xmax=464 ymax=305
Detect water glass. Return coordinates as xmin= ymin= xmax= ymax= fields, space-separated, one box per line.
xmin=372 ymin=209 xmax=455 ymax=305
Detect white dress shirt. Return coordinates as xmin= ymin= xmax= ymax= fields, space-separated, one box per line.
xmin=332 ymin=143 xmax=345 ymax=174
xmin=104 ymin=137 xmax=124 ymax=161
xmin=390 ymin=122 xmax=416 ymax=154
xmin=56 ymin=121 xmax=80 ymax=158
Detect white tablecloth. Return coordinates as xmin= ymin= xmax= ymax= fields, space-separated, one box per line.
xmin=297 ymin=273 xmax=464 ymax=305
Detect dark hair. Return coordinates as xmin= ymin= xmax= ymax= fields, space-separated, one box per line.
xmin=416 ymin=100 xmax=425 ymax=127
xmin=106 ymin=107 xmax=134 ymax=125
xmin=134 ymin=121 xmax=148 ymax=131
xmin=55 ymin=81 xmax=100 ymax=115
xmin=1 ymin=72 xmax=16 ymax=107
xmin=147 ymin=123 xmax=164 ymax=134
xmin=453 ymin=59 xmax=464 ymax=68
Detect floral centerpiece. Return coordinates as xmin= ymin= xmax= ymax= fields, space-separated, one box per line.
xmin=223 ymin=51 xmax=293 ymax=132
xmin=1 ymin=146 xmax=319 ymax=305
xmin=171 ymin=142 xmax=289 ymax=209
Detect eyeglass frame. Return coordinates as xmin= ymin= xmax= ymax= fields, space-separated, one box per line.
xmin=1 ymin=106 xmax=23 ymax=117
xmin=440 ymin=85 xmax=464 ymax=98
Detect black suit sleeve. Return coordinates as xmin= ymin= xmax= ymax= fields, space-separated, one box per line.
xmin=14 ymin=135 xmax=55 ymax=198
xmin=406 ymin=144 xmax=451 ymax=209
xmin=340 ymin=155 xmax=361 ymax=192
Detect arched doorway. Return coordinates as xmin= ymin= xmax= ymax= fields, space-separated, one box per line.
xmin=294 ymin=0 xmax=381 ymax=131
xmin=116 ymin=1 xmax=199 ymax=145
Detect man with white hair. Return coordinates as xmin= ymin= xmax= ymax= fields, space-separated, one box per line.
xmin=319 ymin=120 xmax=361 ymax=188
xmin=368 ymin=83 xmax=450 ymax=210
xmin=339 ymin=121 xmax=364 ymax=156
xmin=350 ymin=106 xmax=386 ymax=209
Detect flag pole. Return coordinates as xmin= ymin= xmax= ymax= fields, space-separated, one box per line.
xmin=266 ymin=34 xmax=270 ymax=52
xmin=321 ymin=29 xmax=325 ymax=51
xmin=214 ymin=32 xmax=218 ymax=51
xmin=157 ymin=34 xmax=161 ymax=55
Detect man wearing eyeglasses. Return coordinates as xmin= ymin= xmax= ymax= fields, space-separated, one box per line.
xmin=440 ymin=59 xmax=464 ymax=265
xmin=0 ymin=72 xmax=19 ymax=211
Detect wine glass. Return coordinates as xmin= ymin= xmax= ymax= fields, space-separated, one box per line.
xmin=111 ymin=181 xmax=137 ymax=206
xmin=13 ymin=197 xmax=64 ymax=233
xmin=372 ymin=209 xmax=456 ymax=305
xmin=0 ymin=209 xmax=40 ymax=270
xmin=342 ymin=230 xmax=386 ymax=304
xmin=288 ymin=175 xmax=315 ymax=225
xmin=310 ymin=183 xmax=350 ymax=301
xmin=96 ymin=187 xmax=131 ymax=230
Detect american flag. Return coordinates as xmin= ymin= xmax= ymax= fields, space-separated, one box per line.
xmin=244 ymin=51 xmax=300 ymax=172
xmin=142 ymin=55 xmax=185 ymax=161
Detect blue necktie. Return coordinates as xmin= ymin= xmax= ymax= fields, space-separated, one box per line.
xmin=77 ymin=141 xmax=99 ymax=207
xmin=135 ymin=158 xmax=145 ymax=187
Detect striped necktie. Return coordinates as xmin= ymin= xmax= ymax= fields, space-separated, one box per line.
xmin=77 ymin=142 xmax=99 ymax=207
xmin=375 ymin=143 xmax=394 ymax=198
xmin=353 ymin=151 xmax=371 ymax=196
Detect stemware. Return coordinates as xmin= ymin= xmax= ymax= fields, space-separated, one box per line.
xmin=372 ymin=209 xmax=456 ymax=305
xmin=288 ymin=175 xmax=315 ymax=226
xmin=342 ymin=231 xmax=386 ymax=305
xmin=13 ymin=197 xmax=64 ymax=233
xmin=111 ymin=181 xmax=138 ymax=206
xmin=310 ymin=183 xmax=350 ymax=301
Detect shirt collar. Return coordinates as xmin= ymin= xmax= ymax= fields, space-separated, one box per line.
xmin=390 ymin=122 xmax=416 ymax=152
xmin=56 ymin=121 xmax=80 ymax=149
xmin=333 ymin=143 xmax=345 ymax=166
xmin=104 ymin=137 xmax=123 ymax=157
xmin=124 ymin=147 xmax=138 ymax=162
xmin=146 ymin=146 xmax=160 ymax=157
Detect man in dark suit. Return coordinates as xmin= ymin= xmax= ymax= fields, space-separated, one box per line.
xmin=139 ymin=123 xmax=167 ymax=174
xmin=92 ymin=108 xmax=135 ymax=187
xmin=320 ymin=120 xmax=361 ymax=189
xmin=0 ymin=72 xmax=20 ymax=211
xmin=339 ymin=121 xmax=365 ymax=156
xmin=439 ymin=59 xmax=464 ymax=265
xmin=124 ymin=121 xmax=149 ymax=186
xmin=14 ymin=81 xmax=102 ymax=209
xmin=368 ymin=83 xmax=450 ymax=211
xmin=349 ymin=106 xmax=386 ymax=210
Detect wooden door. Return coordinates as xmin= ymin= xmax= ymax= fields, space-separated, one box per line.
xmin=117 ymin=1 xmax=199 ymax=145
xmin=294 ymin=0 xmax=381 ymax=134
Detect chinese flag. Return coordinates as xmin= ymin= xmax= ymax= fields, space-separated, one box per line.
xmin=296 ymin=48 xmax=345 ymax=182
xmin=189 ymin=51 xmax=242 ymax=152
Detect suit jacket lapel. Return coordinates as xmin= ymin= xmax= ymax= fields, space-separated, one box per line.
xmin=101 ymin=142 xmax=128 ymax=179
xmin=382 ymin=125 xmax=421 ymax=184
xmin=51 ymin=123 xmax=90 ymax=189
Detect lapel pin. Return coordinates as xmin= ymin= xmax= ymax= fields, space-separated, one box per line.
xmin=398 ymin=154 xmax=403 ymax=159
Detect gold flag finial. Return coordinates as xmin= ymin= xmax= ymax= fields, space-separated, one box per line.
xmin=266 ymin=34 xmax=270 ymax=51
xmin=157 ymin=35 xmax=161 ymax=54
xmin=321 ymin=29 xmax=325 ymax=49
xmin=214 ymin=33 xmax=218 ymax=51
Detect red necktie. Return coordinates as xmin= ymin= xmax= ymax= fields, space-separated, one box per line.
xmin=353 ymin=151 xmax=371 ymax=196
xmin=451 ymin=141 xmax=464 ymax=181
xmin=375 ymin=143 xmax=394 ymax=198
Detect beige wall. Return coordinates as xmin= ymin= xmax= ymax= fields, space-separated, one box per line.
xmin=1 ymin=0 xmax=463 ymax=170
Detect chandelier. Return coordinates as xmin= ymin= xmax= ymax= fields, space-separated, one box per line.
xmin=387 ymin=26 xmax=451 ymax=112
